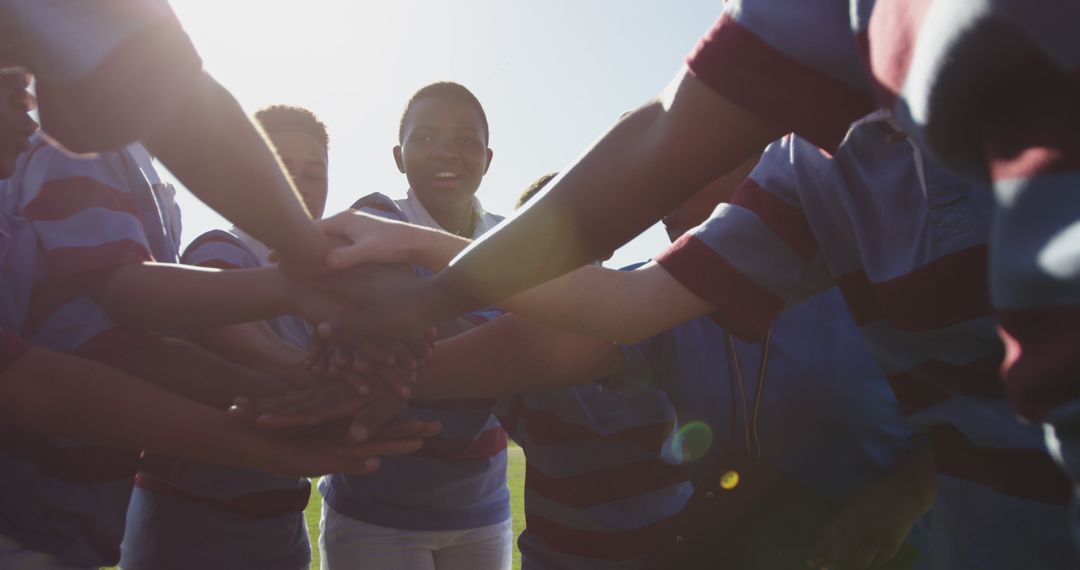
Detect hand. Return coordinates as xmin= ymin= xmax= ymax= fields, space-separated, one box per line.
xmin=234 ymin=366 xmax=418 ymax=439
xmin=316 ymin=209 xmax=427 ymax=269
xmin=236 ymin=418 xmax=438 ymax=478
xmin=307 ymin=264 xmax=436 ymax=366
xmin=806 ymin=474 xmax=931 ymax=569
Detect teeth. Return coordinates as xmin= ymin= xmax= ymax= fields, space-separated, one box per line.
xmin=433 ymin=172 xmax=458 ymax=179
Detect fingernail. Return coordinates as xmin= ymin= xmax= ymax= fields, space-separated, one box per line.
xmin=317 ymin=323 xmax=332 ymax=337
xmin=350 ymin=424 xmax=369 ymax=442
xmin=399 ymin=386 xmax=412 ymax=399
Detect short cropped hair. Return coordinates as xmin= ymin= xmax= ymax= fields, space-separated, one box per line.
xmin=254 ymin=105 xmax=329 ymax=150
xmin=398 ymin=82 xmax=489 ymax=144
xmin=515 ymin=172 xmax=558 ymax=210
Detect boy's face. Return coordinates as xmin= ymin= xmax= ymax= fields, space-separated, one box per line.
xmin=0 ymin=71 xmax=38 ymax=179
xmin=268 ymin=130 xmax=328 ymax=219
xmin=394 ymin=97 xmax=492 ymax=213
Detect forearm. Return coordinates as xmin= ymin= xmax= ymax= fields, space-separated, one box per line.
xmin=88 ymin=263 xmax=298 ymax=334
xmin=111 ymin=336 xmax=289 ymax=409
xmin=502 ymin=262 xmax=714 ymax=344
xmin=0 ymin=346 xmax=273 ymax=467
xmin=429 ymin=70 xmax=780 ymax=317
xmin=196 ymin=321 xmax=309 ymax=381
xmin=142 ymin=73 xmax=331 ymax=275
xmin=411 ymin=314 xmax=623 ymax=399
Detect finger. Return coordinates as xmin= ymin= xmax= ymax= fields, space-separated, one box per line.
xmin=401 ymin=334 xmax=433 ymax=366
xmin=376 ymin=419 xmax=442 ymax=439
xmin=354 ymin=338 xmax=397 ymax=366
xmin=342 ymin=372 xmax=372 ymax=397
xmin=348 ymin=393 xmax=408 ymax=442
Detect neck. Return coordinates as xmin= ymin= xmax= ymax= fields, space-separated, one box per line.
xmin=425 ymin=198 xmax=475 ymax=237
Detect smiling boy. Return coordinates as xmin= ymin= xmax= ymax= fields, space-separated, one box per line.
xmin=319 ymin=82 xmax=512 ymax=570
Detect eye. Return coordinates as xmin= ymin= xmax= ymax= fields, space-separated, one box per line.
xmin=411 ymin=134 xmax=434 ymax=144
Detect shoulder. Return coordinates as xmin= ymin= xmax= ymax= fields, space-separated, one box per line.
xmin=181 ymin=229 xmax=259 ymax=269
xmin=350 ymin=192 xmax=408 ymax=221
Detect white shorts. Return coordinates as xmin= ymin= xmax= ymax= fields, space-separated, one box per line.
xmin=319 ymin=502 xmax=512 ymax=570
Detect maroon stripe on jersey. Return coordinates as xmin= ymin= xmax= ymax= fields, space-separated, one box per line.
xmin=732 ymin=178 xmax=818 ymax=260
xmin=22 ymin=176 xmax=140 ymax=221
xmin=835 ymin=269 xmax=880 ymax=325
xmin=0 ymin=332 xmax=31 ymax=373
xmin=836 ymin=246 xmax=991 ymax=330
xmin=412 ymin=426 xmax=507 ymax=462
xmin=862 ymin=0 xmax=933 ymax=109
xmin=886 ymin=353 xmax=1004 ymax=416
xmin=656 ymin=234 xmax=783 ymax=341
xmin=686 ymin=13 xmax=875 ymax=152
xmin=999 ymin=306 xmax=1080 ymax=421
xmin=45 ymin=239 xmax=153 ymax=279
xmin=526 ymin=459 xmax=688 ymax=509
xmin=520 ymin=406 xmax=673 ymax=454
xmin=932 ymin=425 xmax=1070 ymax=505
xmin=526 ymin=513 xmax=674 ymax=561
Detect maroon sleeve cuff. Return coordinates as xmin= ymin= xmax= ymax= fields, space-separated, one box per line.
xmin=686 ymin=13 xmax=875 ymax=152
xmin=655 ymin=234 xmax=783 ymax=341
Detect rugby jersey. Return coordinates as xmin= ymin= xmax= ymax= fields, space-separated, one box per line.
xmin=496 ymin=381 xmax=691 ymax=569
xmin=655 ymin=124 xmax=1077 ymax=567
xmin=320 ymin=191 xmax=511 ymax=531
xmin=0 ymin=210 xmax=36 ymax=372
xmin=687 ymin=1 xmax=1080 ymax=523
xmin=0 ymin=137 xmax=178 ymax=567
xmin=121 ymin=229 xmax=311 ymax=570
xmin=0 ymin=0 xmax=202 ymax=153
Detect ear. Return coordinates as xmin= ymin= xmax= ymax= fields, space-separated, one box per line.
xmin=483 ymin=148 xmax=494 ymax=175
xmin=393 ymin=145 xmax=405 ymax=173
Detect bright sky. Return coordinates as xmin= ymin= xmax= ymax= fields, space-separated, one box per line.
xmin=165 ymin=0 xmax=723 ymax=268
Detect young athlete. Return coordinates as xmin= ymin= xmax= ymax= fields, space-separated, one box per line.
xmin=120 ymin=105 xmax=333 ymax=570
xmin=0 ymin=0 xmax=341 ymax=276
xmin=303 ymin=117 xmax=1078 ymax=567
xmin=312 ymin=2 xmax=1080 ymax=541
xmin=0 ymin=124 xmax=431 ymax=567
xmin=319 ymin=82 xmax=512 ymax=570
xmin=257 ymin=163 xmax=936 ymax=569
xmin=0 ymin=67 xmax=415 ymax=498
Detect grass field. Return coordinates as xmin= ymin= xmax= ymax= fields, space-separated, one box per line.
xmin=107 ymin=443 xmax=527 ymax=570
xmin=302 ymin=443 xmax=527 ymax=570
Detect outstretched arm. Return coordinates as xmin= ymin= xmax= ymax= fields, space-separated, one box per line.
xmin=0 ymin=345 xmax=427 ymax=477
xmin=317 ymin=211 xmax=713 ymax=344
xmin=81 ymin=262 xmax=344 ymax=336
xmin=319 ymin=69 xmax=780 ymax=343
xmin=142 ymin=74 xmax=333 ymax=277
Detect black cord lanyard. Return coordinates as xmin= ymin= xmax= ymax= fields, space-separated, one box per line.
xmin=725 ymin=327 xmax=773 ymax=458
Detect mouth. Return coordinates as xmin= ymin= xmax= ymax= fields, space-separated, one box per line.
xmin=429 ymin=171 xmax=462 ymax=189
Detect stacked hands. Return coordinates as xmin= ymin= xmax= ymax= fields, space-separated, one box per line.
xmin=230 ymin=211 xmax=447 ymax=477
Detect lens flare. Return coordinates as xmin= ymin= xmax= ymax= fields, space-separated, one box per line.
xmin=720 ymin=470 xmax=740 ymax=490
xmin=672 ymin=420 xmax=713 ymax=462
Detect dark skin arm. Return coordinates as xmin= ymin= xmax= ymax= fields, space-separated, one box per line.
xmin=141 ymin=73 xmax=332 ymax=277
xmin=322 ymin=69 xmax=782 ymax=344
xmin=249 ymin=314 xmax=624 ymax=428
xmin=0 ymin=345 xmax=432 ymax=477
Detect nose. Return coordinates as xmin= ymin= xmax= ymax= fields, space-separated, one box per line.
xmin=431 ymin=136 xmax=458 ymax=161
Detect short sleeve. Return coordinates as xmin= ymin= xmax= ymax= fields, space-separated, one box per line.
xmin=655 ymin=136 xmax=833 ymax=340
xmin=17 ymin=140 xmax=154 ymax=279
xmin=687 ymin=0 xmax=875 ymax=151
xmin=0 ymin=0 xmax=203 ymax=153
xmin=181 ymin=230 xmax=259 ymax=270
